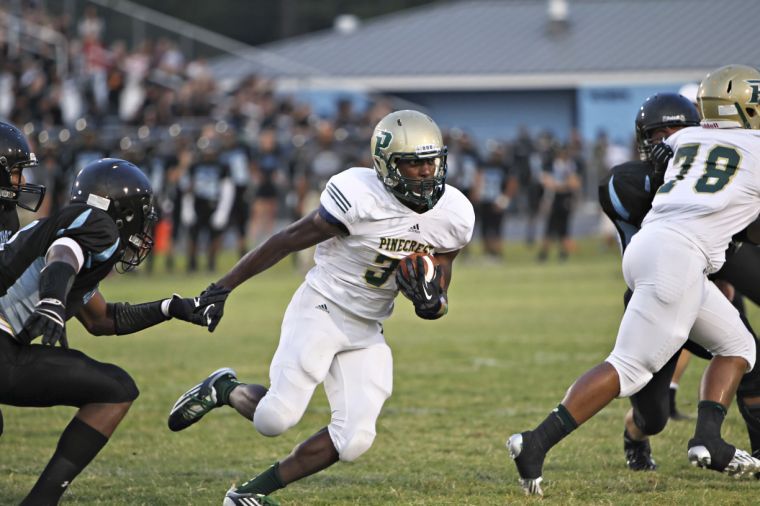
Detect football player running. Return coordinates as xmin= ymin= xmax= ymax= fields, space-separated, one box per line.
xmin=0 ymin=158 xmax=211 ymax=505
xmin=167 ymin=110 xmax=474 ymax=506
xmin=509 ymin=64 xmax=760 ymax=496
xmin=0 ymin=121 xmax=46 ymax=438
xmin=601 ymin=93 xmax=760 ymax=472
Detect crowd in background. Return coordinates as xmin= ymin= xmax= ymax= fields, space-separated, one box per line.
xmin=1 ymin=2 xmax=635 ymax=270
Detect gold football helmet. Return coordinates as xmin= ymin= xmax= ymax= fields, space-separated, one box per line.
xmin=371 ymin=110 xmax=447 ymax=210
xmin=697 ymin=64 xmax=760 ymax=129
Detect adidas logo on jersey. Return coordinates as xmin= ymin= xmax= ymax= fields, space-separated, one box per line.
xmin=408 ymin=224 xmax=420 ymax=233
xmin=315 ymin=304 xmax=329 ymax=314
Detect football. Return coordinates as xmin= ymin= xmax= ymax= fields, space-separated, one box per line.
xmin=398 ymin=252 xmax=437 ymax=284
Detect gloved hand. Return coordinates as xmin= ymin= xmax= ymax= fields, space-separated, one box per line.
xmin=650 ymin=142 xmax=674 ymax=169
xmin=192 ymin=282 xmax=232 ymax=332
xmin=21 ymin=298 xmax=68 ymax=348
xmin=167 ymin=294 xmax=211 ymax=327
xmin=395 ymin=257 xmax=446 ymax=319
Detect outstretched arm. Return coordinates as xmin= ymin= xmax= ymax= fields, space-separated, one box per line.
xmin=216 ymin=208 xmax=343 ymax=290
xmin=194 ymin=208 xmax=344 ymax=333
xmin=77 ymin=289 xmax=217 ymax=336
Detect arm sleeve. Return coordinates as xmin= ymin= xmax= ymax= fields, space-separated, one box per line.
xmin=106 ymin=300 xmax=169 ymax=335
xmin=318 ymin=205 xmax=349 ymax=235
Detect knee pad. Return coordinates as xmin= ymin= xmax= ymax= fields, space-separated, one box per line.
xmin=606 ymin=357 xmax=653 ymax=398
xmin=333 ymin=428 xmax=376 ymax=462
xmin=632 ymin=406 xmax=669 ymax=436
xmin=254 ymin=394 xmax=300 ymax=437
xmin=98 ymin=363 xmax=139 ymax=403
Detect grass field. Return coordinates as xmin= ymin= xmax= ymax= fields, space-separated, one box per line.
xmin=1 ymin=240 xmax=759 ymax=505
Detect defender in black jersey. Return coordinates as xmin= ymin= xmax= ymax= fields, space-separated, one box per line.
xmin=0 ymin=121 xmax=46 ymax=242
xmin=0 ymin=121 xmax=46 ymax=438
xmin=0 ymin=158 xmax=211 ymax=505
xmin=599 ymin=93 xmax=760 ymax=471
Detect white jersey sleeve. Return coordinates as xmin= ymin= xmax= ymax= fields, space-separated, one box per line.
xmin=308 ymin=167 xmax=474 ymax=320
xmin=318 ymin=169 xmax=362 ymax=234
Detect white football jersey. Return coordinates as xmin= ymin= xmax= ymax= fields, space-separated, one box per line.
xmin=643 ymin=126 xmax=760 ymax=272
xmin=306 ymin=167 xmax=475 ymax=321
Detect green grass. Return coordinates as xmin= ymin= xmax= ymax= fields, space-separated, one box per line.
xmin=1 ymin=240 xmax=758 ymax=505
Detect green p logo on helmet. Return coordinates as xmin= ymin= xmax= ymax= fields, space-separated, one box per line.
xmin=370 ymin=110 xmax=448 ymax=211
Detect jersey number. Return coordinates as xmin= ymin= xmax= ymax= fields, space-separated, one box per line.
xmin=658 ymin=144 xmax=741 ymax=194
xmin=364 ymin=253 xmax=400 ymax=287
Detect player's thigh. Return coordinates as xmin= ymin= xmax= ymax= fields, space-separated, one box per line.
xmin=612 ymin=230 xmax=705 ymax=393
xmin=267 ymin=283 xmax=347 ymax=408
xmin=0 ymin=336 xmax=137 ymax=407
xmin=611 ymin=284 xmax=698 ymax=380
xmin=690 ymin=279 xmax=756 ymax=366
xmin=324 ymin=342 xmax=393 ymax=429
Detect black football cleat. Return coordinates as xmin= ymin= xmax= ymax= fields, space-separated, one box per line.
xmin=624 ymin=431 xmax=657 ymax=471
xmin=507 ymin=431 xmax=545 ymax=496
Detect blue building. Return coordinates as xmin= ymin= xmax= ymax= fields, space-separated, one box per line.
xmin=209 ymin=0 xmax=760 ymax=145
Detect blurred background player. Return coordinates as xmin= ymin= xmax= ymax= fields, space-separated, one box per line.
xmin=0 ymin=158 xmax=210 ymax=504
xmin=537 ymin=144 xmax=581 ymax=262
xmin=166 ymin=110 xmax=474 ymax=506
xmin=219 ymin=128 xmax=254 ymax=259
xmin=248 ymin=127 xmax=287 ymax=251
xmin=472 ymin=142 xmax=515 ymax=260
xmin=184 ymin=137 xmax=234 ymax=272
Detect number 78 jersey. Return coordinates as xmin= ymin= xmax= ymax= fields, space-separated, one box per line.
xmin=644 ymin=126 xmax=760 ymax=272
xmin=306 ymin=167 xmax=475 ymax=321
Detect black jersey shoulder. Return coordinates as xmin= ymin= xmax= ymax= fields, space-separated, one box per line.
xmin=54 ymin=204 xmax=120 ymax=259
xmin=599 ymin=160 xmax=657 ymax=227
xmin=0 ymin=204 xmax=120 ymax=289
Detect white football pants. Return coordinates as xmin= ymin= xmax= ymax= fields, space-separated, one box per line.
xmin=607 ymin=225 xmax=755 ymax=397
xmin=253 ymin=282 xmax=393 ymax=462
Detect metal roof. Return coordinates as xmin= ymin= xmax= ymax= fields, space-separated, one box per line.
xmin=210 ymin=0 xmax=760 ymax=91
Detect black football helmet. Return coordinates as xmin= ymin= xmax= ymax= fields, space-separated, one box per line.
xmin=70 ymin=158 xmax=157 ymax=271
xmin=635 ymin=93 xmax=700 ymax=162
xmin=0 ymin=122 xmax=45 ymax=212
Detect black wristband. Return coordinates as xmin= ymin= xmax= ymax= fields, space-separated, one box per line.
xmin=107 ymin=300 xmax=169 ymax=335
xmin=39 ymin=261 xmax=77 ymax=302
